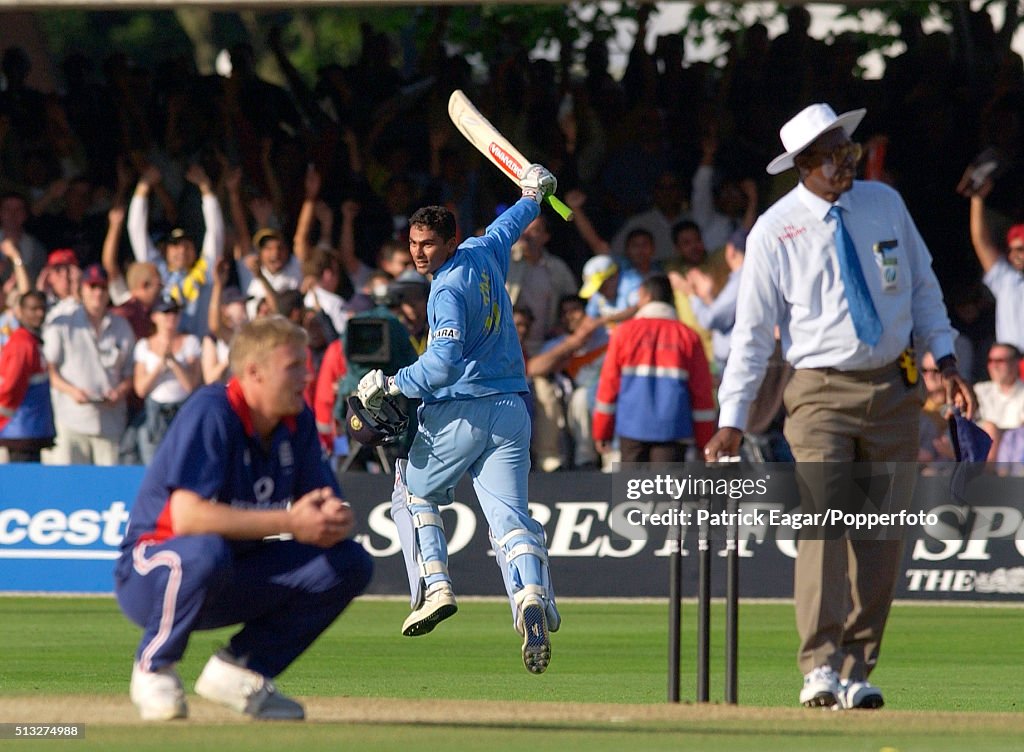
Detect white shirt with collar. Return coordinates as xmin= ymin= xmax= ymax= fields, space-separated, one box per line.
xmin=237 ymin=255 xmax=303 ymax=319
xmin=611 ymin=208 xmax=690 ymax=262
xmin=691 ymin=164 xmax=739 ymax=254
xmin=974 ymin=379 xmax=1024 ymax=430
xmin=718 ymin=179 xmax=956 ymax=431
xmin=304 ymin=286 xmax=351 ymax=336
xmin=43 ymin=304 xmax=136 ymax=436
xmin=983 ymin=257 xmax=1024 ymax=354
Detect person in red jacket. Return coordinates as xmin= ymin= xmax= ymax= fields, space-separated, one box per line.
xmin=593 ymin=274 xmax=716 ymax=462
xmin=0 ymin=290 xmax=55 ymax=462
xmin=313 ymin=337 xmax=347 ymax=454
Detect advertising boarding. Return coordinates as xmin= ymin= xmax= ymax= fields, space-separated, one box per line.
xmin=2 ymin=464 xmax=1022 ymax=599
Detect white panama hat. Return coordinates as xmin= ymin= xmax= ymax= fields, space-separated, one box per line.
xmin=766 ymin=103 xmax=866 ymax=175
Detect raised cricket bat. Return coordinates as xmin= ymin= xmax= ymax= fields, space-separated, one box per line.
xmin=448 ymin=89 xmax=573 ymax=221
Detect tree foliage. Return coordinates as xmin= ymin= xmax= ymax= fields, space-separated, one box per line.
xmin=31 ymin=2 xmax=1024 ymax=88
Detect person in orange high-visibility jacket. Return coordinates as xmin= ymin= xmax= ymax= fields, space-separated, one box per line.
xmin=593 ymin=274 xmax=716 ymax=462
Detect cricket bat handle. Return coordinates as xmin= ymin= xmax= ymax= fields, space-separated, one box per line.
xmin=546 ymin=193 xmax=573 ymax=221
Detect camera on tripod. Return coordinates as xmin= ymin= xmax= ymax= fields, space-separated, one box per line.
xmin=345 ymin=317 xmax=392 ymax=365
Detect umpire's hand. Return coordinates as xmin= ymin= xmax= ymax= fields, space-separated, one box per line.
xmin=703 ymin=427 xmax=743 ymax=462
xmin=942 ymin=369 xmax=978 ymax=422
xmin=289 ymin=487 xmax=354 ymax=547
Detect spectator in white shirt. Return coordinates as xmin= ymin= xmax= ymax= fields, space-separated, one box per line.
xmin=959 ymin=172 xmax=1024 ymax=367
xmin=302 ymin=245 xmax=351 ymax=339
xmin=202 ymin=261 xmax=250 ymax=385
xmin=43 ymin=264 xmax=135 ymax=465
xmin=690 ymin=131 xmax=759 ymax=254
xmin=688 ymin=228 xmax=746 ymax=373
xmin=126 ymin=164 xmax=225 ymax=337
xmin=609 ymin=169 xmax=690 ymax=261
xmin=237 ymin=228 xmax=303 ymax=320
xmin=132 ymin=296 xmax=202 ymax=464
xmin=974 ymin=343 xmax=1024 ymax=459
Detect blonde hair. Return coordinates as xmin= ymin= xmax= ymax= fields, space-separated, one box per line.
xmin=229 ymin=315 xmax=308 ymax=375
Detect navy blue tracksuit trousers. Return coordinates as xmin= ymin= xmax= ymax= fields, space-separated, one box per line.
xmin=115 ymin=535 xmax=372 ymax=677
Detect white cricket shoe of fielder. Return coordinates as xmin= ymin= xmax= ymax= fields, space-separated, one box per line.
xmin=799 ymin=665 xmax=839 ymax=708
xmin=836 ymin=679 xmax=884 ymax=710
xmin=195 ymin=652 xmax=304 ymax=720
xmin=519 ymin=593 xmax=551 ymax=675
xmin=402 ymin=581 xmax=458 ymax=637
xmin=130 ymin=662 xmax=187 ymax=721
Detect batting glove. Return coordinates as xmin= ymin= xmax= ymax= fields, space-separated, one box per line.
xmin=520 ymin=164 xmax=557 ymax=204
xmin=356 ymin=369 xmax=401 ymax=412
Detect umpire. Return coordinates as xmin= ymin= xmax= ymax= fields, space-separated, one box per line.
xmin=704 ymin=104 xmax=976 ymax=710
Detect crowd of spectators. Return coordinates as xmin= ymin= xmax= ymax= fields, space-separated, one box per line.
xmin=1 ymin=6 xmax=1023 ymax=471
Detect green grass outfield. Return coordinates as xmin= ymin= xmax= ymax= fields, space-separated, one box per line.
xmin=0 ymin=597 xmax=1021 ymax=751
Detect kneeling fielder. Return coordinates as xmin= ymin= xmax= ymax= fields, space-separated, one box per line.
xmin=116 ymin=317 xmax=372 ymax=720
xmin=357 ymin=166 xmax=561 ymax=674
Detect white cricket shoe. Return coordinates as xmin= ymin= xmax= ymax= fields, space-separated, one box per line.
xmin=130 ymin=662 xmax=187 ymax=721
xmin=799 ymin=665 xmax=839 ymax=708
xmin=519 ymin=594 xmax=551 ymax=675
xmin=402 ymin=582 xmax=458 ymax=637
xmin=836 ymin=679 xmax=884 ymax=710
xmin=195 ymin=653 xmax=304 ymax=720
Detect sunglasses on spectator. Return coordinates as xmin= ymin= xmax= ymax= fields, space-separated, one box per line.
xmin=921 ymin=367 xmax=941 ymax=374
xmin=988 ymin=356 xmax=1016 ymax=363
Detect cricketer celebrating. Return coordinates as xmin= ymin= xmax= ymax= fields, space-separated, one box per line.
xmin=116 ymin=317 xmax=373 ymax=721
xmin=357 ymin=165 xmax=560 ymax=675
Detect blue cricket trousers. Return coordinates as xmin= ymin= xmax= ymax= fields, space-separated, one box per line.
xmin=115 ymin=535 xmax=372 ymax=677
xmin=405 ymin=393 xmax=543 ymax=589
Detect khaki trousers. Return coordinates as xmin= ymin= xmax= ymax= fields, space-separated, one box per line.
xmin=566 ymin=385 xmax=598 ymax=467
xmin=783 ymin=363 xmax=921 ymax=680
xmin=531 ymin=376 xmax=567 ymax=472
xmin=45 ymin=422 xmax=121 ymax=466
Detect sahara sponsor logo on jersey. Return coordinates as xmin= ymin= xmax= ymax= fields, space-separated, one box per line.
xmin=431 ymin=327 xmax=462 ymax=342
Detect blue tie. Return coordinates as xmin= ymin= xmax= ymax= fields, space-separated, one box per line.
xmin=828 ymin=205 xmax=882 ymax=347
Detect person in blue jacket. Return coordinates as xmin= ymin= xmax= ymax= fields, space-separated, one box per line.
xmin=357 ymin=164 xmax=560 ymax=675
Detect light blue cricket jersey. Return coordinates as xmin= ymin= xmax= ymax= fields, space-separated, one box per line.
xmin=395 ymin=199 xmax=538 ymax=403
